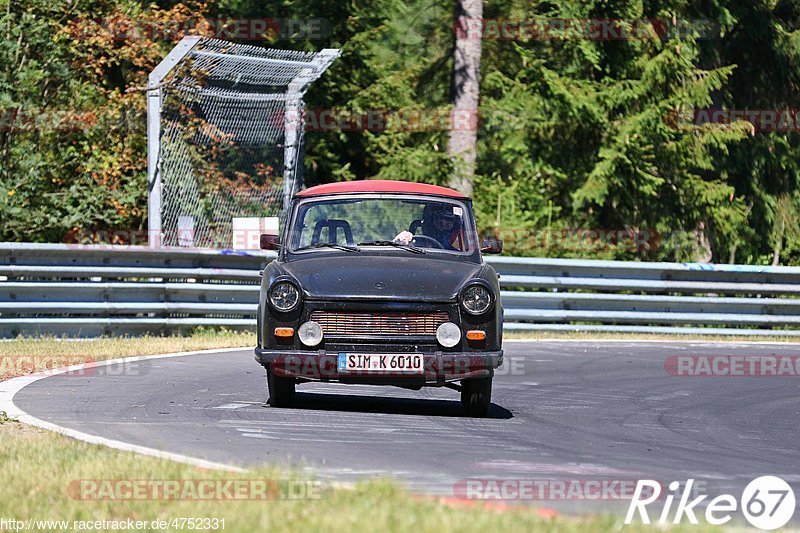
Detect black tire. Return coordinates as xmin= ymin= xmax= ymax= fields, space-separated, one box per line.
xmin=267 ymin=370 xmax=295 ymax=407
xmin=461 ymin=377 xmax=492 ymax=417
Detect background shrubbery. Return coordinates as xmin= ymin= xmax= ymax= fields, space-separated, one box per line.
xmin=1 ymin=1 xmax=799 ymax=264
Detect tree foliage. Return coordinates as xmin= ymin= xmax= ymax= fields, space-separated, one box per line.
xmin=0 ymin=0 xmax=798 ymax=264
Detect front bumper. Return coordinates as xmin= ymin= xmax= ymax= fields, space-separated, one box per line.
xmin=254 ymin=348 xmax=503 ymax=384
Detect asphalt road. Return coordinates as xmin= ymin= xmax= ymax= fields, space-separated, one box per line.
xmin=13 ymin=341 xmax=800 ymax=515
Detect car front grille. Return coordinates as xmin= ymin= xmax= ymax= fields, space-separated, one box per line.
xmin=310 ymin=311 xmax=449 ymax=337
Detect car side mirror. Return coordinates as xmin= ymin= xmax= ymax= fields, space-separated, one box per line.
xmin=480 ymin=237 xmax=503 ymax=254
xmin=260 ymin=234 xmax=280 ymax=251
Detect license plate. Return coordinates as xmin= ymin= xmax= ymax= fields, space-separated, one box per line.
xmin=337 ymin=353 xmax=424 ymax=374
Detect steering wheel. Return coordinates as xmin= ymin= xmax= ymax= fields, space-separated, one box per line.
xmin=411 ymin=235 xmax=445 ymax=249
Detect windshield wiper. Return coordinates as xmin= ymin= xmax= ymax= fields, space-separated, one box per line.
xmin=296 ymin=242 xmax=360 ymax=252
xmin=358 ymin=240 xmax=427 ymax=254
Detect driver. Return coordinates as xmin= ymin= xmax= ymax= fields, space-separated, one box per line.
xmin=394 ymin=204 xmax=462 ymax=250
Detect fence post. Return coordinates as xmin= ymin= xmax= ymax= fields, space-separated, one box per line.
xmin=147 ymin=36 xmax=202 ymax=249
xmin=283 ymin=49 xmax=341 ymax=214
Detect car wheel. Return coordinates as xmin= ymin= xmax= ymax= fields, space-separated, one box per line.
xmin=461 ymin=376 xmax=492 ymax=417
xmin=267 ymin=370 xmax=295 ymax=407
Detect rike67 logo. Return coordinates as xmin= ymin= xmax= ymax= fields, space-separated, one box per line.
xmin=625 ymin=476 xmax=796 ymax=529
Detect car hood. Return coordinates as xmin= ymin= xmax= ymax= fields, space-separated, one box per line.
xmin=278 ymin=253 xmax=484 ymax=302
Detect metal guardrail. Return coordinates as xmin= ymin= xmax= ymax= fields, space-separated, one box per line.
xmin=2 ymin=243 xmax=800 ymax=338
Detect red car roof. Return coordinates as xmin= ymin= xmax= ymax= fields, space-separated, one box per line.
xmin=296 ymin=180 xmax=469 ymax=199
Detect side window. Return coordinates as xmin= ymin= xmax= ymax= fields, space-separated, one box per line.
xmin=297 ymin=205 xmax=354 ymax=247
xmin=296 ymin=206 xmax=319 ymax=248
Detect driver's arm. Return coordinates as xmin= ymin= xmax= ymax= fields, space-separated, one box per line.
xmin=393 ymin=230 xmax=414 ymax=244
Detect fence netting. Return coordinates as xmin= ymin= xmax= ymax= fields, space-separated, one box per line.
xmin=157 ymin=38 xmax=337 ymax=247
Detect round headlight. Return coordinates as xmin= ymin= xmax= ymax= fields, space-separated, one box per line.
xmin=269 ymin=281 xmax=300 ymax=312
xmin=461 ymin=284 xmax=492 ymax=315
xmin=298 ymin=321 xmax=323 ymax=347
xmin=437 ymin=322 xmax=461 ymax=348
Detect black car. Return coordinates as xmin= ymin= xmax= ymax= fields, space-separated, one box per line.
xmin=255 ymin=179 xmax=504 ymax=417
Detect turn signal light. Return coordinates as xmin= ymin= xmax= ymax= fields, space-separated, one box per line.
xmin=274 ymin=327 xmax=295 ymax=338
xmin=466 ymin=330 xmax=486 ymax=341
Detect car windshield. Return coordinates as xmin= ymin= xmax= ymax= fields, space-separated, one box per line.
xmin=289 ymin=196 xmax=477 ymax=254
